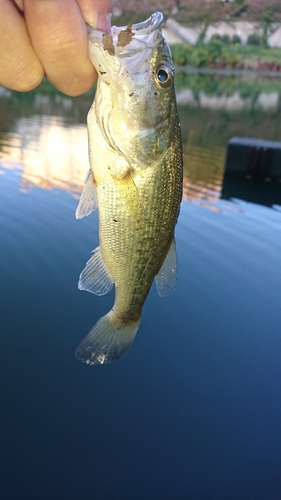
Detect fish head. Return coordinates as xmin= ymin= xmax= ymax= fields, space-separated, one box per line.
xmin=87 ymin=12 xmax=177 ymax=170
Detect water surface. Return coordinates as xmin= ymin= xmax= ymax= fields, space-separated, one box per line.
xmin=1 ymin=79 xmax=281 ymax=500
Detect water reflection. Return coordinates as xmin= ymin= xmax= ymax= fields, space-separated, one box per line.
xmin=0 ymin=115 xmax=87 ymax=196
xmin=0 ymin=111 xmax=227 ymax=209
xmin=177 ymin=89 xmax=280 ymax=111
xmin=1 ymin=79 xmax=281 ymax=500
xmin=0 ymin=78 xmax=281 ymax=210
xmin=182 ymin=144 xmax=225 ymax=207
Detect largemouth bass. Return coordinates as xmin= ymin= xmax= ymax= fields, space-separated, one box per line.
xmin=75 ymin=12 xmax=183 ymax=364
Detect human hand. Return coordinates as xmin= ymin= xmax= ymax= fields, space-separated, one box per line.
xmin=0 ymin=0 xmax=111 ymax=96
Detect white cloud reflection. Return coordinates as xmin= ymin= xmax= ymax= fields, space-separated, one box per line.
xmin=0 ymin=114 xmax=88 ymax=197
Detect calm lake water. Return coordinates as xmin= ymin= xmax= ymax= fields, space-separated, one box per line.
xmin=1 ymin=76 xmax=281 ymax=500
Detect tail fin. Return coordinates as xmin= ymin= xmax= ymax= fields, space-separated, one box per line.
xmin=75 ymin=311 xmax=140 ymax=365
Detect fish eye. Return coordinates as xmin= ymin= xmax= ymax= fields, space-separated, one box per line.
xmin=158 ymin=69 xmax=168 ymax=82
xmin=155 ymin=64 xmax=173 ymax=88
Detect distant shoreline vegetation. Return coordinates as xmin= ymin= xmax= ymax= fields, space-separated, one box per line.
xmin=170 ymin=39 xmax=281 ymax=73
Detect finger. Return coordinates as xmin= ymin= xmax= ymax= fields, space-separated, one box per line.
xmin=0 ymin=0 xmax=44 ymax=91
xmin=12 ymin=0 xmax=23 ymax=11
xmin=22 ymin=0 xmax=97 ymax=96
xmin=96 ymin=0 xmax=112 ymax=33
xmin=77 ymin=0 xmax=112 ymax=32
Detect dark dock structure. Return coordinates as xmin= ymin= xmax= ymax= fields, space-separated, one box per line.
xmin=222 ymin=137 xmax=281 ymax=207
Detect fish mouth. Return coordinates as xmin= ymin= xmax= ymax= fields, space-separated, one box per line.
xmin=87 ymin=11 xmax=163 ymax=44
xmin=87 ymin=12 xmax=164 ymax=73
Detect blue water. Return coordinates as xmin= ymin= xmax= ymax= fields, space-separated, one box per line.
xmin=1 ymin=91 xmax=281 ymax=500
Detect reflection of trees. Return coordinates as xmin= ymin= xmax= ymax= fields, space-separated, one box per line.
xmin=0 ymin=95 xmax=18 ymax=139
xmin=178 ymin=94 xmax=281 ymax=204
xmin=182 ymin=144 xmax=225 ymax=205
xmin=2 ymin=75 xmax=281 ymax=207
xmin=178 ymin=103 xmax=281 ymax=151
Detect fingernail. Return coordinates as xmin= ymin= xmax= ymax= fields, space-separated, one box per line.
xmin=97 ymin=13 xmax=112 ymax=34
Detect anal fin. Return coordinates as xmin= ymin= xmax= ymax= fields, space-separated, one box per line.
xmin=78 ymin=246 xmax=113 ymax=296
xmin=75 ymin=169 xmax=98 ymax=219
xmin=155 ymin=237 xmax=177 ymax=297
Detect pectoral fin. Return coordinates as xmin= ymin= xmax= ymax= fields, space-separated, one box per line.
xmin=155 ymin=237 xmax=177 ymax=297
xmin=75 ymin=169 xmax=98 ymax=219
xmin=78 ymin=246 xmax=113 ymax=296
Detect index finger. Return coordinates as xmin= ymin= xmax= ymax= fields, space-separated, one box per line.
xmin=22 ymin=0 xmax=97 ymax=96
xmin=0 ymin=0 xmax=44 ymax=91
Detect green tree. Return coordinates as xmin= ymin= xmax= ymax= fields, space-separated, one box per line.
xmin=246 ymin=0 xmax=281 ymax=46
xmin=176 ymin=0 xmax=234 ymax=40
xmin=112 ymin=0 xmax=179 ymax=16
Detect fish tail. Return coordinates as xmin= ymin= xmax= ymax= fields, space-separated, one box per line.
xmin=75 ymin=311 xmax=140 ymax=365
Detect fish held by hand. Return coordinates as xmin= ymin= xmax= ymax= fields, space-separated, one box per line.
xmin=75 ymin=12 xmax=183 ymax=365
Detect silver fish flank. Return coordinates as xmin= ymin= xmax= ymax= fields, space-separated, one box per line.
xmin=75 ymin=12 xmax=183 ymax=364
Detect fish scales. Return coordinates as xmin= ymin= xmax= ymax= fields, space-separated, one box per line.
xmin=99 ymin=144 xmax=182 ymax=320
xmin=75 ymin=12 xmax=183 ymax=364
